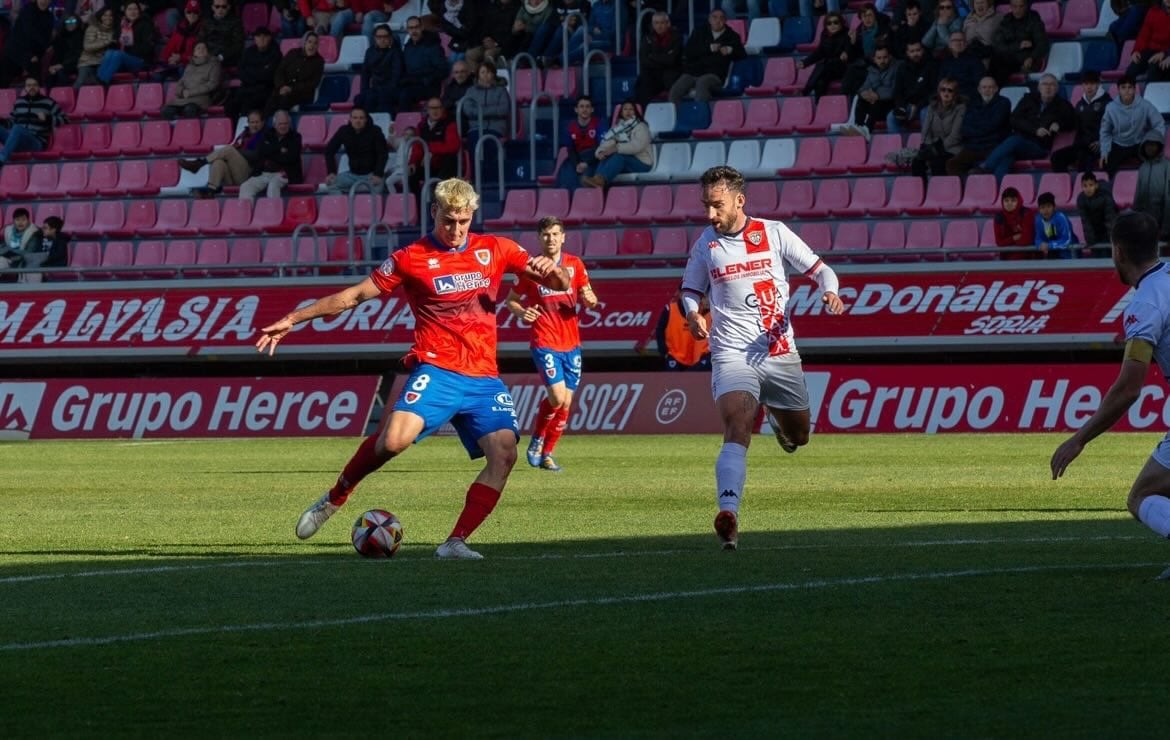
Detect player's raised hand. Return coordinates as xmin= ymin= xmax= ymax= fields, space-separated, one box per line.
xmin=686 ymin=311 xmax=709 ymax=340
xmin=822 ymin=291 xmax=845 ymax=314
xmin=256 ymin=316 xmax=295 ymax=356
xmin=527 ymin=255 xmax=556 ymax=277
xmin=521 ymin=305 xmax=542 ymax=323
xmin=1050 ymin=437 xmax=1084 ymax=480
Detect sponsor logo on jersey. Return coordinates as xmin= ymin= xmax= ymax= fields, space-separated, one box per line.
xmin=711 ymin=257 xmax=772 ymax=281
xmin=494 ymin=392 xmax=514 ymax=407
xmin=404 ymin=391 xmax=420 ymax=404
xmin=752 ymin=278 xmax=791 ymax=356
xmin=378 ymin=257 xmax=396 ymax=276
xmin=475 ymin=248 xmax=491 ymax=266
xmin=707 ymin=240 xmax=720 ymax=250
xmin=433 ymin=272 xmax=491 ymax=294
xmin=1126 ymin=314 xmax=1138 ymax=327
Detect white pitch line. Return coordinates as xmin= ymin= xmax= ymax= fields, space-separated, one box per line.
xmin=0 ymin=561 xmax=1160 ymax=653
xmin=0 ymin=534 xmax=1148 ymax=585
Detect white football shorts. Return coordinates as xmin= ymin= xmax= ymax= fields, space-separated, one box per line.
xmin=710 ymin=352 xmax=809 ymax=410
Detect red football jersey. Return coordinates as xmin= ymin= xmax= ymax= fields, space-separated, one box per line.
xmin=513 ymin=252 xmax=590 ymax=351
xmin=370 ymin=233 xmax=532 ymax=377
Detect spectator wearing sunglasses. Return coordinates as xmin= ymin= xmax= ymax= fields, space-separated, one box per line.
xmin=199 ymin=0 xmax=245 ymax=67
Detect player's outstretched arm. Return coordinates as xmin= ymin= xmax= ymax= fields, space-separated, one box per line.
xmin=256 ymin=277 xmax=381 ymax=356
xmin=1051 ymin=356 xmax=1148 ymax=479
xmin=526 ymin=255 xmax=570 ymax=291
xmin=579 ymin=284 xmax=599 ymax=309
xmin=504 ymin=288 xmax=542 ymax=323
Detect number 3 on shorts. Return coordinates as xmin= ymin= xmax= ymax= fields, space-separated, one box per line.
xmin=543 ymin=354 xmax=556 ymax=369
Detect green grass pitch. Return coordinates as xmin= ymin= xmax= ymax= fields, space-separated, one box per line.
xmin=1 ymin=433 xmax=1167 ymax=737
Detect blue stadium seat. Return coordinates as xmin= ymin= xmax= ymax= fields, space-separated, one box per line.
xmin=724 ymin=58 xmax=764 ymax=96
xmin=302 ymin=75 xmax=353 ymax=112
xmin=778 ymin=16 xmax=812 ymax=52
xmin=662 ymin=102 xmax=712 ymax=139
xmin=768 ymin=0 xmax=793 ymax=16
xmin=1081 ymin=39 xmax=1119 ymax=76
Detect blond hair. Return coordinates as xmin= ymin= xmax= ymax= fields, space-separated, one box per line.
xmin=432 ymin=178 xmax=480 ymax=213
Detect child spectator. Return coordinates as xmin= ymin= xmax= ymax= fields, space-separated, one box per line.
xmin=993 ymin=186 xmax=1035 ymax=258
xmin=1077 ymin=172 xmax=1119 ymax=254
xmin=1035 ymin=191 xmax=1076 ymax=259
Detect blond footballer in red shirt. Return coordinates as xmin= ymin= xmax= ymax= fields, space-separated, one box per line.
xmin=504 ymin=217 xmax=598 ymax=471
xmin=257 ymin=179 xmax=570 ymax=559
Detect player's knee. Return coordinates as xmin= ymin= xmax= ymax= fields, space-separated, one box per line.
xmin=1127 ymin=489 xmax=1148 ymax=520
xmin=789 ymin=428 xmax=810 ymax=447
xmin=379 ymin=434 xmax=411 ymax=457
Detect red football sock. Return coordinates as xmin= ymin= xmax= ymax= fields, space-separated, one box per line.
xmin=542 ymin=407 xmax=570 ymax=455
xmin=532 ymin=397 xmax=557 ymax=439
xmin=449 ymin=482 xmax=502 ymax=540
xmin=328 ymin=434 xmax=391 ymax=505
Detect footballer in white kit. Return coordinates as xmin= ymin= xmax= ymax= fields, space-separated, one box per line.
xmin=681 ymin=166 xmax=845 ymax=551
xmin=1051 ymin=211 xmax=1170 ymax=578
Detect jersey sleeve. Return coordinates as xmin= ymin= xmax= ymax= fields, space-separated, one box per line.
xmin=681 ymin=239 xmax=710 ymax=296
xmin=1124 ymin=298 xmax=1163 ymax=348
xmin=572 ymin=256 xmax=590 ymax=292
xmin=498 ymin=236 xmax=532 ymax=276
xmin=773 ymin=221 xmax=823 ymax=276
xmin=369 ymin=252 xmax=404 ymax=293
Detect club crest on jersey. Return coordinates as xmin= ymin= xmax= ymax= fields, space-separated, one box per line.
xmin=747 ymin=230 xmax=763 ymax=246
xmin=475 ymin=249 xmax=491 ymax=266
xmin=404 ymin=391 xmax=420 ymax=404
xmin=427 ymin=257 xmax=440 ymax=269
xmin=545 ymin=367 xmax=557 ymax=378
xmin=378 ymin=257 xmax=395 ymax=276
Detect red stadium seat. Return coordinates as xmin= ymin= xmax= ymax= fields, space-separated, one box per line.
xmin=835 ymin=178 xmax=887 ymax=217
xmin=262 ymin=237 xmax=294 ymax=274
xmin=314 ymin=194 xmax=350 ymax=231
xmin=1032 ymin=2 xmax=1066 ymax=36
xmin=854 ymin=133 xmax=901 ymax=174
xmin=729 ymin=98 xmax=781 ymax=136
xmin=946 ymin=173 xmax=1000 ymax=215
xmin=75 ymin=86 xmax=108 ymax=120
xmin=1058 ymin=0 xmax=1098 ymax=36
xmin=542 ymin=66 xmax=578 ymax=100
xmin=511 ymin=67 xmax=539 ymax=106
xmin=131 ymin=83 xmax=165 ymax=117
xmin=201 ymin=118 xmax=233 ymax=148
xmin=670 ymin=183 xmax=705 ymax=222
xmin=626 ymin=184 xmax=674 ymax=224
xmin=906 ymin=221 xmax=945 ymax=261
xmin=1112 ymin=170 xmax=1137 ymax=208
xmin=188 ymin=198 xmax=224 ymax=235
xmin=242 ymin=2 xmax=271 ymax=34
xmin=172 ymin=119 xmax=204 ymax=153
xmin=118 ymin=160 xmax=154 ymax=195
xmin=0 ymin=165 xmax=27 ymax=198
xmin=745 ymin=181 xmax=779 ymax=216
xmin=104 ymin=84 xmax=136 ymax=118
xmin=980 ymin=219 xmax=998 ymax=247
xmin=111 ymin=121 xmax=144 ymax=155
xmin=112 ymin=200 xmax=156 ymax=238
xmin=780 ymin=136 xmax=830 ymax=177
xmin=820 ymin=136 xmax=868 ymax=175
xmin=652 ymin=226 xmax=691 ymax=255
xmin=516 ymin=188 xmax=569 ymax=226
xmin=48 ymin=86 xmax=75 ymax=115
xmin=81 ymin=122 xmax=112 ymax=153
xmin=163 ymin=240 xmax=199 ymax=276
xmin=142 ymin=120 xmax=175 ymax=154
xmin=908 ymin=175 xmax=962 ymax=216
xmin=58 ymin=162 xmax=89 ymax=196
xmin=148 ymin=159 xmax=181 ymax=190
xmin=563 ymin=188 xmax=605 ymax=226
xmin=798 ymin=222 xmax=832 ymax=252
xmin=64 ymin=202 xmax=96 ymax=237
xmin=943 ymin=220 xmax=981 ymax=250
xmin=156 ymin=199 xmax=194 ymax=236
xmin=67 ymin=241 xmax=103 ymax=276
xmin=94 ymin=241 xmax=135 ymax=280
xmin=351 ymin=193 xmax=382 ymax=229
xmin=560 ymin=230 xmax=583 ymax=255
xmin=229 ymin=238 xmax=267 ymax=276
xmin=251 ymin=197 xmax=287 ymax=233
xmin=870 ymin=221 xmax=906 ymax=250
xmin=800 ymin=179 xmax=849 ymax=218
xmin=618 ymin=228 xmax=654 ymax=256
xmin=196 ymin=239 xmax=231 ymax=276
xmin=485 ymin=189 xmax=537 ymax=228
xmin=584 ymin=229 xmax=618 ymax=258
xmin=871 ymin=176 xmax=925 ymax=217
xmin=25 ymin=163 xmax=57 ymax=198
xmin=600 ymin=185 xmax=640 ymax=224
xmin=774 ymin=180 xmax=815 ymax=219
xmin=693 ymin=100 xmax=745 ymax=139
xmin=298 ymin=114 xmax=329 ymax=149
xmin=799 ymin=95 xmax=848 ymax=133
xmin=383 ymin=193 xmax=418 ymax=226
xmin=746 ymin=57 xmax=795 ymax=97
xmin=833 ymin=222 xmax=870 ymax=253
xmin=87 ymin=161 xmax=120 ymax=196
xmin=767 ymin=96 xmax=813 ymax=135
xmin=1001 ymin=173 xmax=1036 ymax=208
xmin=133 ymin=240 xmax=168 ymax=277
xmin=38 ymin=123 xmax=84 ymax=159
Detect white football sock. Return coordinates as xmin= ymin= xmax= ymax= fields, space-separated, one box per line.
xmin=715 ymin=442 xmax=747 ymax=514
xmin=1137 ymin=495 xmax=1170 ymax=538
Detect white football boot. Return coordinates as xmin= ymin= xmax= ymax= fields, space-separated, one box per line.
xmin=295 ymin=492 xmax=340 ymax=540
xmin=435 ymin=537 xmax=484 ymax=560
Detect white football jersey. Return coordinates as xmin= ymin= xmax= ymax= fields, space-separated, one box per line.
xmin=682 ymin=217 xmax=826 ymax=360
xmin=1124 ymin=262 xmax=1170 ymax=376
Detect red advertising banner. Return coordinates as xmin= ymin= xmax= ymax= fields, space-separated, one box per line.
xmin=0 ymin=264 xmax=1132 ymax=360
xmin=0 ymin=376 xmax=380 ymax=440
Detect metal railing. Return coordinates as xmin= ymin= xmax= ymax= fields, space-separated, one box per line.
xmin=290 ymin=223 xmax=323 ymax=276
xmin=582 ymin=50 xmax=613 ymax=119
xmin=473 ymin=133 xmax=505 ymax=225
xmin=528 ymin=91 xmax=560 ymax=182
xmin=559 ymin=10 xmax=589 ymax=91
xmin=508 ymin=52 xmax=539 ymax=140
xmin=418 ymin=176 xmax=443 ymax=236
xmin=345 ymin=179 xmax=379 ymax=264
xmin=454 ymin=95 xmax=483 ymax=178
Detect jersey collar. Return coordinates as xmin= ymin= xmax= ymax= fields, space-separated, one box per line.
xmin=426 ymin=232 xmax=471 ymax=253
xmin=1136 ymin=261 xmax=1164 ymax=289
xmin=714 ymin=215 xmax=754 ymax=239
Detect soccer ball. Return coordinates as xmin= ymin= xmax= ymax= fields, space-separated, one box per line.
xmin=351 ymin=509 xmax=403 ymax=558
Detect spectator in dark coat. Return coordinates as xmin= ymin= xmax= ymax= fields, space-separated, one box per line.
xmin=557 ymin=94 xmax=606 ymax=190
xmin=840 ymin=3 xmax=892 ymax=96
xmin=240 ymin=110 xmax=304 ymax=200
xmin=845 ymin=46 xmax=900 ymax=136
xmin=946 ymin=75 xmax=1011 ymax=176
xmin=226 ymin=27 xmax=283 ymax=124
xmin=354 ymin=23 xmax=404 ymax=113
xmin=938 ymin=31 xmax=984 ymax=101
xmin=440 ymin=60 xmax=474 ymax=113
xmin=1077 ymin=172 xmax=1119 ymax=253
xmin=0 ymin=0 xmax=55 ymax=87
xmin=410 ymin=96 xmax=461 ymax=192
xmin=668 ymin=7 xmax=745 ymax=104
xmin=464 ymin=0 xmax=518 ymax=73
xmin=798 ymin=12 xmax=852 ymax=99
xmin=162 ymin=1 xmax=205 ymax=69
xmin=889 ymin=39 xmax=937 ymax=132
xmin=1134 ymin=132 xmax=1170 ymax=238
xmin=47 ymin=15 xmax=86 ymax=87
xmin=1052 ymin=71 xmax=1112 ymax=173
xmin=888 ymin=0 xmax=928 ymax=58
xmin=396 ymin=17 xmax=450 ymax=114
xmin=989 ymin=0 xmax=1050 ymax=84
xmin=424 ymin=0 xmax=478 ymax=53
xmin=460 ymin=61 xmax=510 ymax=139
xmin=263 ymin=32 xmax=325 ymax=117
xmin=39 ymin=216 xmax=69 ymax=270
xmin=975 ymin=74 xmax=1076 ymax=182
xmin=635 ymin=11 xmax=684 ymax=106
xmin=325 ymin=106 xmax=389 ymax=193
xmin=96 ymin=1 xmax=159 ymax=85
xmin=199 ymin=0 xmax=246 ymax=67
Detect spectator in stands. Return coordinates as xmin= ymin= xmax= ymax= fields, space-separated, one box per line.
xmin=720 ymin=0 xmax=762 ymax=23
xmin=396 ymin=16 xmax=449 ymax=114
xmin=47 ymin=15 xmax=86 ymax=87
xmin=962 ymin=0 xmax=1001 ymax=59
xmin=95 ymin=2 xmax=158 ymax=85
xmin=360 ymin=0 xmax=411 ymax=39
xmin=538 ymin=0 xmax=621 ymax=67
xmin=0 ymin=77 xmax=68 ymax=166
xmin=0 ymin=0 xmax=54 ymax=88
xmin=330 ymin=0 xmax=388 ymax=40
xmin=668 ymin=8 xmax=745 ymax=104
xmin=354 ymin=22 xmax=403 ymax=114
xmin=529 ymin=0 xmax=588 ymax=68
xmin=200 ymin=0 xmax=245 ymax=67
xmin=798 ymin=12 xmax=852 ymax=99
xmin=911 ymin=77 xmax=965 ymax=179
xmin=800 ymin=0 xmax=842 ymax=18
xmin=422 ymin=0 xmax=478 ymax=53
xmin=920 ymin=0 xmax=962 ymax=53
xmin=183 ymin=109 xmax=268 ymax=197
xmin=460 ymin=60 xmax=510 ymax=141
xmin=240 ymin=109 xmax=303 ymax=200
xmin=1034 ymin=192 xmax=1076 ymax=259
xmin=973 ymin=73 xmax=1076 ymax=182
xmin=162 ymin=1 xmax=205 ymax=70
xmin=841 ymin=3 xmax=891 ymax=97
xmin=276 ymin=0 xmax=307 ymax=39
xmin=1077 ymin=172 xmax=1119 ymax=253
xmin=635 ymin=12 xmax=683 ymax=106
xmin=1135 ymin=132 xmax=1170 ymax=238
xmin=385 ymin=125 xmax=417 ymax=189
xmin=299 ymin=0 xmax=342 ymax=37
xmin=75 ymin=7 xmax=117 ymax=88
xmin=226 ymin=26 xmax=282 ymax=124
xmin=993 ymin=185 xmax=1035 ymax=256
xmin=946 ymin=75 xmax=1010 ymax=176
xmin=888 ymin=0 xmax=928 ymax=58
xmin=842 ymin=45 xmax=899 ymax=140
xmin=325 ymin=106 xmax=388 ymax=194
xmin=440 ymin=60 xmax=474 ymax=112
xmin=989 ymin=0 xmax=1049 ymax=85
xmin=506 ymin=0 xmax=557 ymax=59
xmin=162 ymin=41 xmax=222 ymax=118
xmin=557 ymin=94 xmax=606 ymax=190
xmin=264 ymin=31 xmax=325 ymax=116
xmin=39 ymin=216 xmax=69 ymax=271
xmin=938 ymin=30 xmax=983 ymax=101
xmin=464 ymin=0 xmax=517 ymax=74
xmin=889 ymin=39 xmax=937 ymax=132
xmin=1110 ymin=0 xmax=1150 ymax=51
xmin=410 ymin=96 xmax=461 ymax=191
xmin=581 ymin=99 xmax=653 ymax=188
xmin=1051 ymin=70 xmax=1112 ymax=173
xmin=1126 ymin=0 xmax=1170 ymax=81
xmin=634 ymin=287 xmax=711 ymax=371
xmin=1100 ymin=76 xmax=1166 ymax=175
xmin=0 ymin=208 xmax=45 ymax=283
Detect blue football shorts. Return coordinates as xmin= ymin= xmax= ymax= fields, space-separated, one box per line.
xmin=392 ymin=363 xmax=520 ymax=459
xmin=531 ymin=347 xmax=583 ymax=391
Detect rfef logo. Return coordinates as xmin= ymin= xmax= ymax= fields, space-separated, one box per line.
xmin=0 ymin=383 xmax=47 ymax=440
